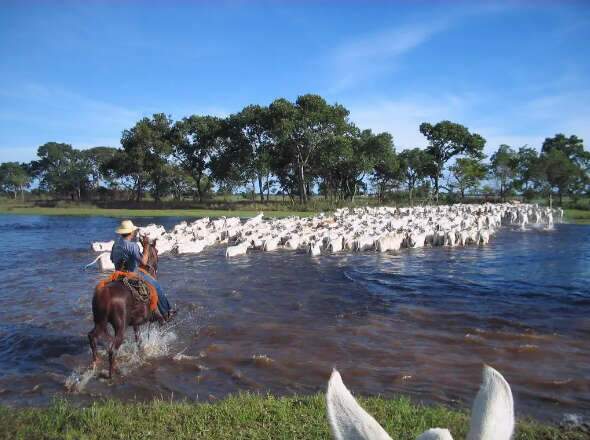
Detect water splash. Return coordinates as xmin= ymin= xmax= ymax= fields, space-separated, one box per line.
xmin=65 ymin=324 xmax=177 ymax=393
xmin=115 ymin=324 xmax=178 ymax=372
xmin=65 ymin=366 xmax=96 ymax=393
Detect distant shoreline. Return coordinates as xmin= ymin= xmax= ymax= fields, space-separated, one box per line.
xmin=0 ymin=203 xmax=588 ymax=223
xmin=0 ymin=205 xmax=311 ymax=219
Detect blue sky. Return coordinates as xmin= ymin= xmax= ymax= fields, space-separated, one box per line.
xmin=1 ymin=1 xmax=589 ymax=162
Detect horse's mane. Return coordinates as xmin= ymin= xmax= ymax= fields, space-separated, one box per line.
xmin=140 ymin=240 xmax=159 ymax=278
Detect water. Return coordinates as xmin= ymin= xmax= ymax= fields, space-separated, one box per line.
xmin=0 ymin=215 xmax=589 ymax=423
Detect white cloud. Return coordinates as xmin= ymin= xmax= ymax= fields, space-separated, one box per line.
xmin=348 ymin=93 xmax=473 ymax=150
xmin=347 ymin=88 xmax=590 ymax=159
xmin=329 ymin=20 xmax=449 ymax=92
xmin=0 ymin=83 xmax=234 ymax=161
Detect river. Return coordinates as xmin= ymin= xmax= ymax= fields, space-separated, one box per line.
xmin=0 ymin=214 xmax=588 ymax=423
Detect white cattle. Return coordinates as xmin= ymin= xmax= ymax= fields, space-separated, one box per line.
xmin=444 ymin=230 xmax=458 ymax=247
xmin=353 ymin=236 xmax=375 ymax=252
xmin=327 ymin=237 xmax=344 ymax=253
xmin=225 ymin=241 xmax=249 ymax=258
xmin=91 ymin=240 xmax=114 ymax=252
xmin=284 ymin=235 xmax=301 ymax=250
xmin=476 ymin=229 xmax=490 ymax=245
xmin=85 ymin=252 xmax=115 ymax=272
xmin=326 ymin=365 xmax=514 ymax=440
xmin=308 ymin=241 xmax=322 ymax=256
xmin=91 ymin=203 xmax=552 ymax=261
xmin=262 ymin=237 xmax=280 ymax=252
xmin=176 ymin=240 xmax=205 ymax=255
xmin=375 ymin=233 xmax=404 ymax=252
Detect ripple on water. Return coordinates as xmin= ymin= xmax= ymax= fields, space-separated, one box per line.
xmin=0 ymin=216 xmax=589 ymax=422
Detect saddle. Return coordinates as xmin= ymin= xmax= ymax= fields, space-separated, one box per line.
xmin=96 ymin=269 xmax=159 ymax=312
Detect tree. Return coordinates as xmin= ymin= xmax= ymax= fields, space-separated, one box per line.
xmin=269 ymin=94 xmax=351 ymax=203
xmin=32 ymin=142 xmax=92 ymax=199
xmin=419 ymin=121 xmax=486 ymax=202
xmin=0 ymin=162 xmax=31 ymax=200
xmin=448 ymin=158 xmax=487 ymax=200
xmin=489 ymin=144 xmax=517 ymax=201
xmin=372 ymin=151 xmax=401 ymax=203
xmin=513 ymin=146 xmax=539 ymax=192
xmin=83 ymin=146 xmax=119 ymax=193
xmin=398 ymin=148 xmax=434 ymax=206
xmin=173 ymin=115 xmax=223 ymax=202
xmin=540 ymin=148 xmax=579 ymax=206
xmin=541 ymin=134 xmax=588 ymax=166
xmin=67 ymin=149 xmax=93 ymax=200
xmin=541 ymin=134 xmax=589 ymax=198
xmin=233 ymin=105 xmax=274 ymax=201
xmin=119 ymin=114 xmax=174 ymax=203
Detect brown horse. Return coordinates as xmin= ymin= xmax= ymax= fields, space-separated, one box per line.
xmin=88 ymin=235 xmax=160 ymax=378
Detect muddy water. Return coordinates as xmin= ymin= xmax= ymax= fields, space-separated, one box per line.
xmin=0 ymin=215 xmax=589 ymax=423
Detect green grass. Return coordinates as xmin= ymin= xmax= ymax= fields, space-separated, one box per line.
xmin=0 ymin=394 xmax=583 ymax=440
xmin=564 ymin=209 xmax=590 ymax=224
xmin=0 ymin=204 xmax=312 ymax=219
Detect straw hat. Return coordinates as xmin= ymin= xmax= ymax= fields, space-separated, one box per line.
xmin=115 ymin=220 xmax=139 ymax=235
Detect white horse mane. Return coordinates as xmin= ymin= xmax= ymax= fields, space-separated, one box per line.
xmin=326 ymin=365 xmax=514 ymax=440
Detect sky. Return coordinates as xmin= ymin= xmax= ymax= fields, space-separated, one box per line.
xmin=1 ymin=0 xmax=589 ymax=163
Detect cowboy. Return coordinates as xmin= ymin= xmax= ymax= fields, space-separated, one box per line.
xmin=110 ymin=220 xmax=172 ymax=320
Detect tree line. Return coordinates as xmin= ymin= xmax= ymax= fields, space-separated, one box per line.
xmin=1 ymin=94 xmax=588 ymax=206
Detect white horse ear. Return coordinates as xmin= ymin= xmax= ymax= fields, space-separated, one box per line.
xmin=417 ymin=428 xmax=454 ymax=440
xmin=467 ymin=365 xmax=515 ymax=440
xmin=326 ymin=369 xmax=393 ymax=440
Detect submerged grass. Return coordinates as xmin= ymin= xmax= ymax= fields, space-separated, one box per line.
xmin=0 ymin=394 xmax=584 ymax=440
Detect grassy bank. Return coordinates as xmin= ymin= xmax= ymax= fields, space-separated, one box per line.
xmin=0 ymin=394 xmax=584 ymax=440
xmin=0 ymin=203 xmax=312 ymax=219
xmin=564 ymin=209 xmax=590 ymax=224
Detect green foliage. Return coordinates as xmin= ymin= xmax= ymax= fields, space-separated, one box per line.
xmin=419 ymin=120 xmax=486 ymax=200
xmin=269 ymin=94 xmax=353 ymax=203
xmin=2 ymin=95 xmax=589 ymax=206
xmin=398 ymin=148 xmax=435 ymax=205
xmin=0 ymin=395 xmax=583 ymax=440
xmin=173 ymin=115 xmax=223 ymax=202
xmin=83 ymin=146 xmax=119 ymax=190
xmin=0 ymin=162 xmax=31 ymax=200
xmin=448 ymin=157 xmax=487 ymax=199
xmin=116 ymin=113 xmax=175 ymax=203
xmin=490 ymin=144 xmax=517 ymax=200
xmin=513 ymin=146 xmax=539 ymax=192
xmin=32 ymin=142 xmax=93 ymax=199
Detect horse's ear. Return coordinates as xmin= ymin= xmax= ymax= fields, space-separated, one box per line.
xmin=326 ymin=369 xmax=393 ymax=440
xmin=467 ymin=365 xmax=514 ymax=440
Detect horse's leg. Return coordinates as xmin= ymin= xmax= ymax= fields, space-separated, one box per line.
xmin=88 ymin=326 xmax=99 ymax=369
xmin=108 ymin=317 xmax=126 ymax=379
xmin=133 ymin=325 xmax=141 ymax=350
xmin=89 ymin=322 xmax=111 ymax=369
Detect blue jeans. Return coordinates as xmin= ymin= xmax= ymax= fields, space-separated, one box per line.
xmin=137 ymin=271 xmax=171 ymax=316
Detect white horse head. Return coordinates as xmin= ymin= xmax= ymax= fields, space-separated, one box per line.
xmin=326 ymin=365 xmax=514 ymax=440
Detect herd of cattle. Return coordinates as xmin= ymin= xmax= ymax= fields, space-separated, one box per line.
xmin=88 ymin=203 xmax=562 ymax=271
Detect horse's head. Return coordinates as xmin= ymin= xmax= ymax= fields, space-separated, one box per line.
xmin=140 ymin=235 xmax=159 ymax=278
xmin=326 ymin=365 xmax=514 ymax=440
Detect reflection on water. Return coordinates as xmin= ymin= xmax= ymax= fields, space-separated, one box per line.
xmin=0 ymin=215 xmax=589 ymax=422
